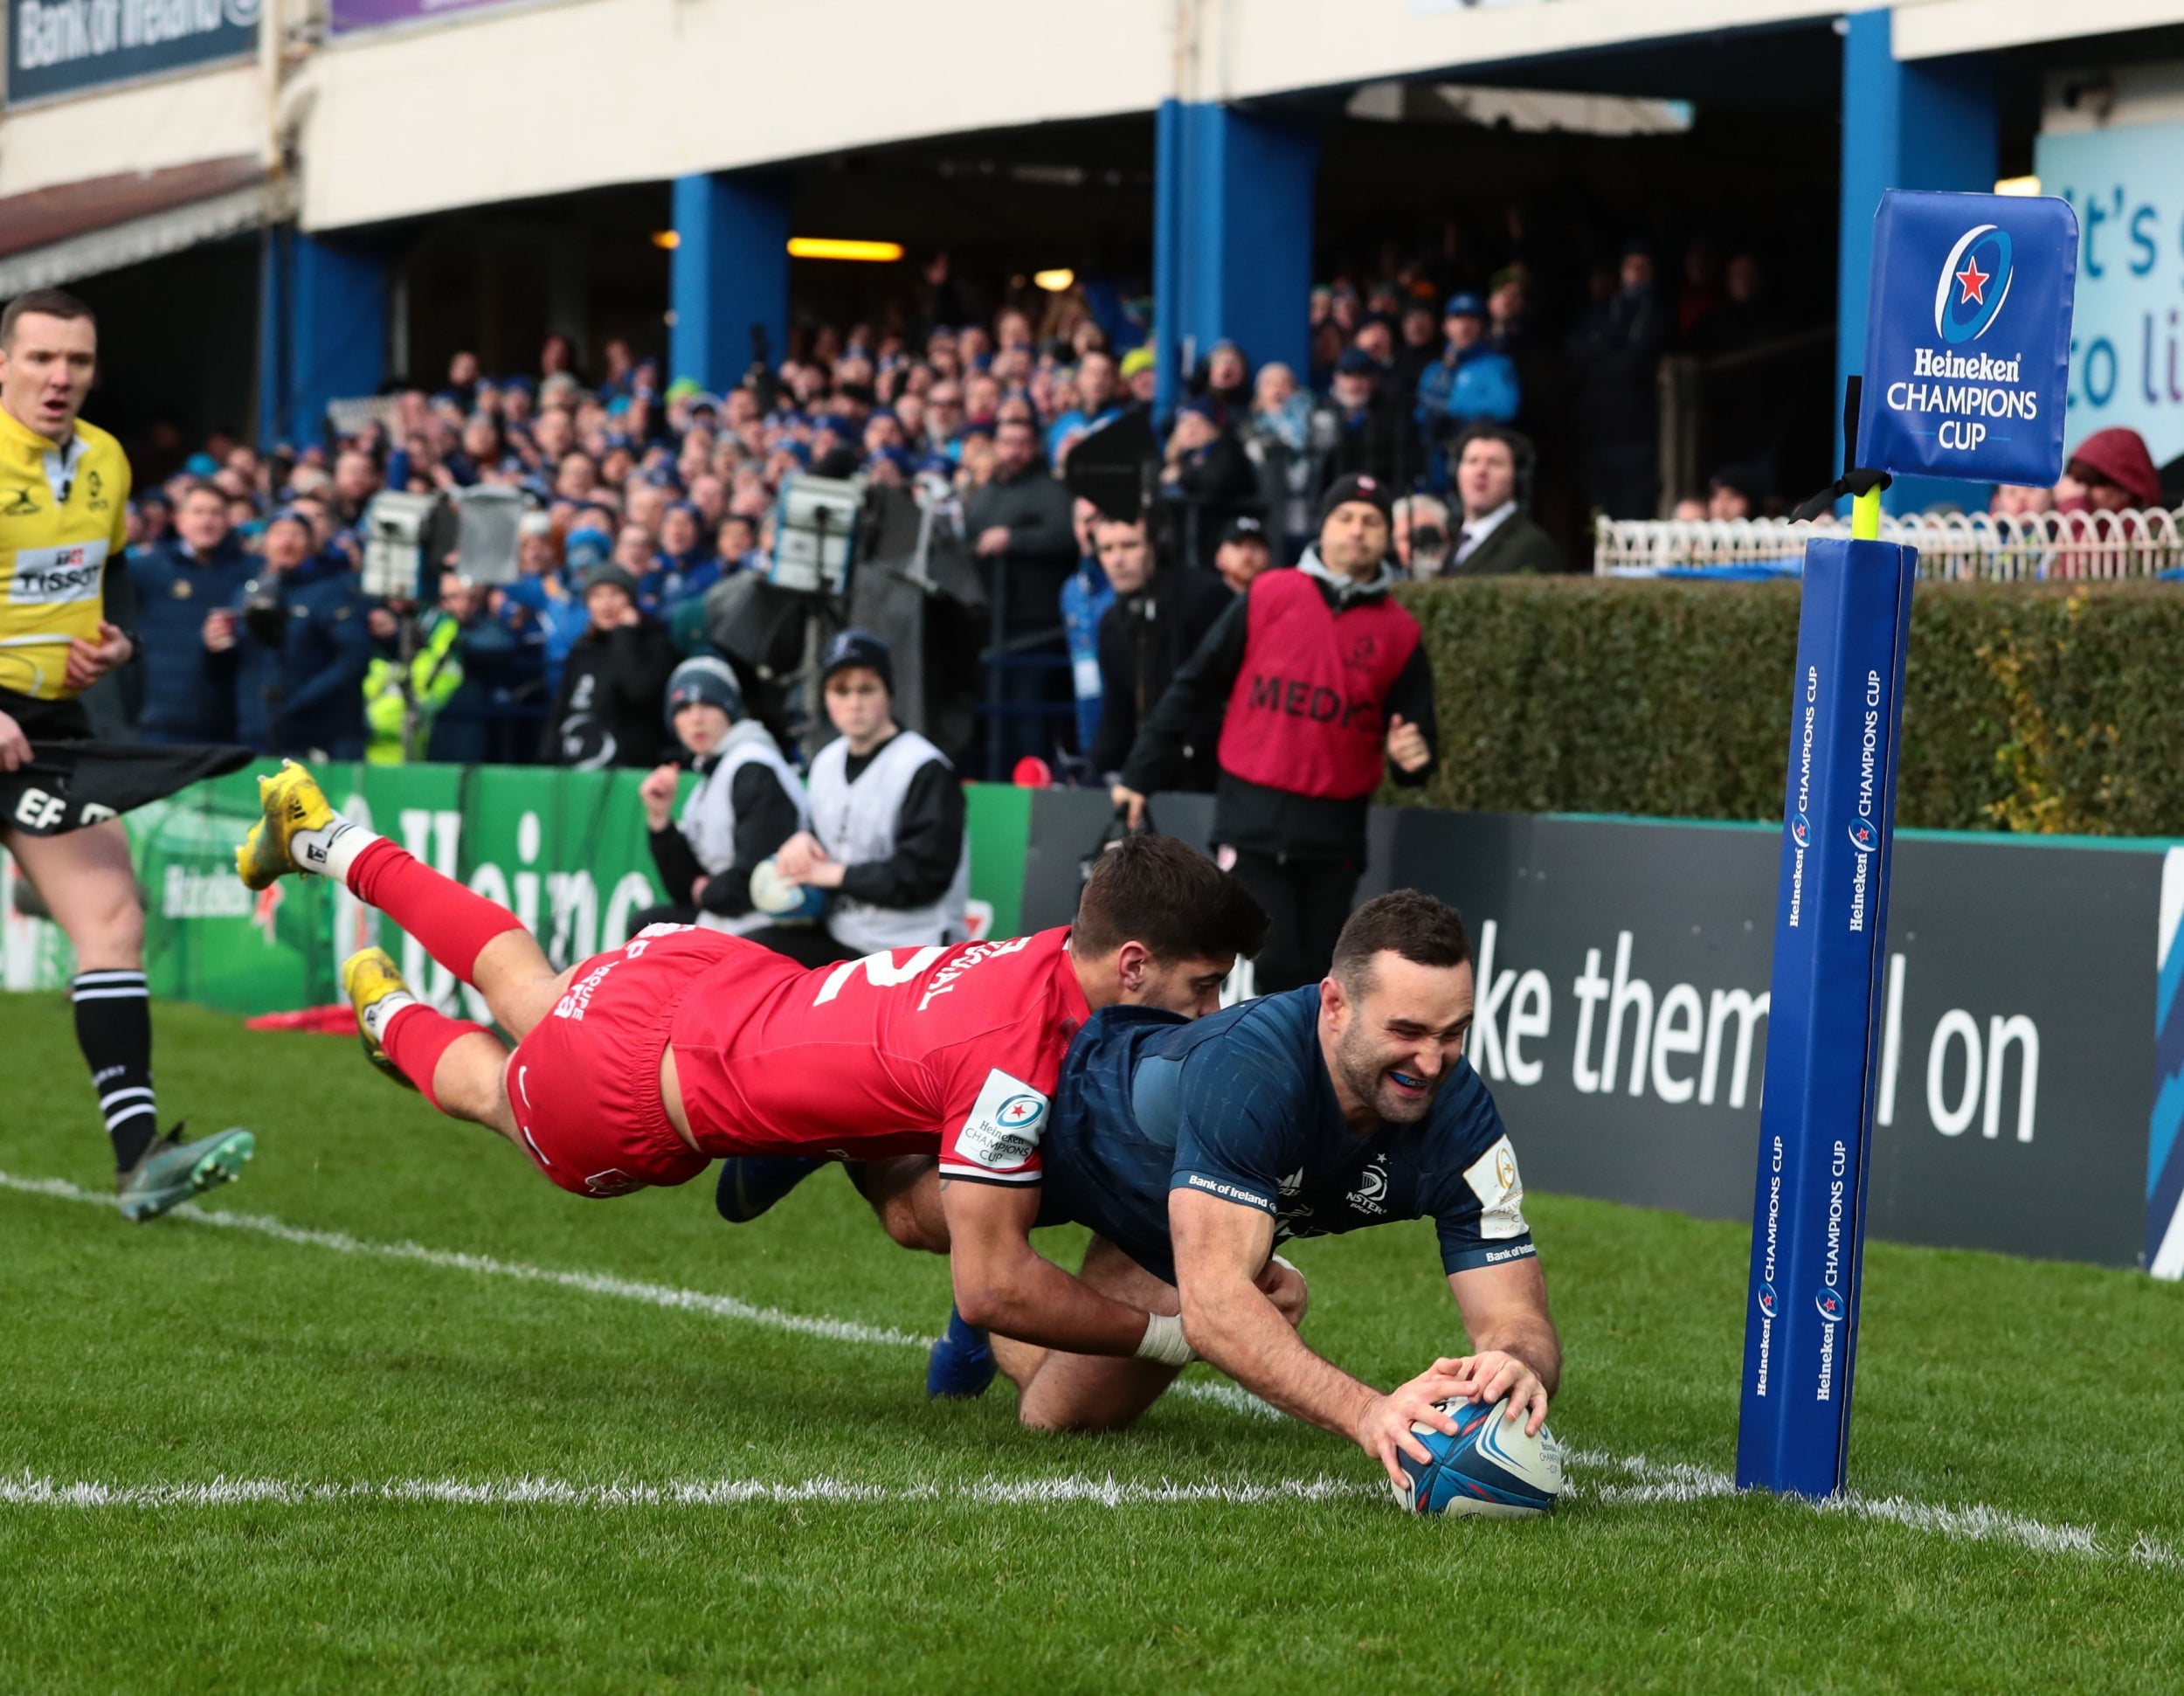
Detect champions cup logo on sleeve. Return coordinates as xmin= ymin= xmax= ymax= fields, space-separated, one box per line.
xmin=1857 ymin=190 xmax=2078 ymax=488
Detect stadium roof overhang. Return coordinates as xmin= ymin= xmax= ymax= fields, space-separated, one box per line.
xmin=0 ymin=156 xmax=294 ymax=298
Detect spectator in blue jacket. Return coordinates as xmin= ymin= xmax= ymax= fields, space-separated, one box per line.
xmin=232 ymin=510 xmax=372 ymax=758
xmin=1414 ymin=293 xmax=1521 ymax=493
xmin=131 ymin=481 xmax=253 ymax=743
xmin=652 ymin=502 xmax=722 ymax=610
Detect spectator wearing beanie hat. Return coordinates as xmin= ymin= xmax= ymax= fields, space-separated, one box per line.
xmin=1114 ymin=469 xmax=1438 ymax=993
xmin=1307 ymin=349 xmax=1424 ymax=501
xmin=1119 ymin=346 xmax=1159 ymax=412
xmin=771 ymin=627 xmax=971 ymax=959
xmin=633 ymin=656 xmax=825 ymax=958
xmin=541 ymin=563 xmax=680 ymax=768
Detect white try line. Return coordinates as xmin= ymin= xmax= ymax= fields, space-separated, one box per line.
xmin=0 ymin=1168 xmax=1274 ymax=1418
xmin=2 ymin=1460 xmax=2175 ymax=1561
xmin=1566 ymin=1450 xmax=2174 ymax=1564
xmin=0 ymin=1471 xmax=1378 ymax=1511
xmin=2 ymin=1167 xmax=2172 ymax=1561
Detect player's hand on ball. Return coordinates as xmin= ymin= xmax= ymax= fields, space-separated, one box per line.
xmin=1448 ymin=1349 xmax=1552 ymax=1436
xmin=1356 ymin=1361 xmax=1472 ymax=1488
xmin=0 ymin=710 xmax=28 ymax=773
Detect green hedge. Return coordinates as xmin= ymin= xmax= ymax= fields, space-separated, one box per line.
xmin=1392 ymin=578 xmax=2184 ymax=835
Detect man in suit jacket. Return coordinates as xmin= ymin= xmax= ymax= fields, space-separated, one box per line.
xmin=1440 ymin=425 xmax=1565 ymax=577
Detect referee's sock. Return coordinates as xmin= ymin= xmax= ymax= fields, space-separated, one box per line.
xmin=73 ymin=970 xmax=158 ymax=1173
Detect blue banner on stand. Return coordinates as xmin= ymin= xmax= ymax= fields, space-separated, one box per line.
xmin=1856 ymin=189 xmax=2078 ymax=488
xmin=1735 ymin=536 xmax=1916 ymax=1499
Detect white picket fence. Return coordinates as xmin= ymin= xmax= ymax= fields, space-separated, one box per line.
xmin=1594 ymin=508 xmax=2184 ymax=581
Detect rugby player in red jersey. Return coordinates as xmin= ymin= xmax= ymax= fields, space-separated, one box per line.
xmin=235 ymin=760 xmax=1267 ymax=1367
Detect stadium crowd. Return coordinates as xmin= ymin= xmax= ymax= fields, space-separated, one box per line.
xmin=99 ymin=235 xmax=2167 ymax=789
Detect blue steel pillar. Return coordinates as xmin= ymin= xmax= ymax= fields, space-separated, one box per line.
xmin=1837 ymin=12 xmax=1999 ymax=509
xmin=669 ymin=170 xmax=791 ymax=393
xmin=1153 ymin=101 xmax=1318 ymax=415
xmin=258 ymin=225 xmax=389 ymax=449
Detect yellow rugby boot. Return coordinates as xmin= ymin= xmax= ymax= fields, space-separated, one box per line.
xmin=342 ymin=946 xmax=420 ymax=1090
xmin=236 ymin=759 xmax=339 ymax=890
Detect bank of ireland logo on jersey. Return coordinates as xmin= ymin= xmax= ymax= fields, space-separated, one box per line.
xmin=1856 ymin=189 xmax=2077 ymax=489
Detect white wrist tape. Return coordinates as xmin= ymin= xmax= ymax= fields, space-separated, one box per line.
xmin=1136 ymin=1311 xmax=1195 ymax=1367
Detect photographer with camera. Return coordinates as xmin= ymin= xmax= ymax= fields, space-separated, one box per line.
xmin=232 ymin=510 xmax=371 ymax=760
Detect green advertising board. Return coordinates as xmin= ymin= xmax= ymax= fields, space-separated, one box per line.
xmin=1 ymin=765 xmax=1036 ymax=1015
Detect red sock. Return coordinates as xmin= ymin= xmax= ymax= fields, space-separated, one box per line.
xmin=382 ymin=1002 xmax=493 ymax=1111
xmin=348 ymin=837 xmax=526 ymax=987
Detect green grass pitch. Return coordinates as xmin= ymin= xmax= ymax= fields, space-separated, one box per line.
xmin=3 ymin=992 xmax=2181 ymax=1693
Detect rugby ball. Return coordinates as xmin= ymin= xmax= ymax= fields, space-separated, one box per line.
xmin=748 ymin=857 xmax=826 ymax=921
xmin=1392 ymin=1396 xmax=1563 ymax=1519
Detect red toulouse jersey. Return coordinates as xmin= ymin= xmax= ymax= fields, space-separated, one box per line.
xmin=667 ymin=926 xmax=1090 ymax=1182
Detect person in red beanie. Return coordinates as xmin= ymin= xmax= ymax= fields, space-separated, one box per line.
xmin=2064 ymin=426 xmax=2163 ymax=512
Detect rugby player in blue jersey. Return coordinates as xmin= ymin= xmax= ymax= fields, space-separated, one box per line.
xmin=938 ymin=889 xmax=1560 ymax=1487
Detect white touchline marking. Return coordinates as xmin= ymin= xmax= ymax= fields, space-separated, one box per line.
xmin=1 ymin=1167 xmax=2169 ymax=1561
xmin=0 ymin=1168 xmax=924 ymax=1348
xmin=0 ymin=1471 xmax=1377 ymax=1510
xmin=0 ymin=1169 xmax=1273 ymax=1417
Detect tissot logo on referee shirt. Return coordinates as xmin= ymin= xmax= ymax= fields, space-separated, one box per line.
xmin=9 ymin=542 xmax=107 ymax=604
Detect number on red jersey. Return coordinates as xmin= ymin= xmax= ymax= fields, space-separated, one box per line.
xmin=812 ymin=946 xmax=947 ymax=1006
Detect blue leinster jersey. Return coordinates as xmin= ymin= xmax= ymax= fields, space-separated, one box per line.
xmin=1038 ymin=987 xmax=1536 ymax=1286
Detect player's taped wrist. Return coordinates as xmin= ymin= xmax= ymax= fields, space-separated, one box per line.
xmin=1136 ymin=1311 xmax=1194 ymax=1367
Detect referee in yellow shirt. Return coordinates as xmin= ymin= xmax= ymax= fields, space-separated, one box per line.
xmin=0 ymin=289 xmax=254 ymax=1218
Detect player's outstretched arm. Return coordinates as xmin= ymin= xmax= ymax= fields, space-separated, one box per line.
xmin=943 ymin=1180 xmax=1189 ymax=1360
xmin=1444 ymin=1258 xmax=1561 ymax=1436
xmin=1170 ymin=1189 xmax=1469 ymax=1488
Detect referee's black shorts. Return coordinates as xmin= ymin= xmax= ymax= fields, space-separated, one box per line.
xmin=0 ymin=685 xmax=93 ymax=741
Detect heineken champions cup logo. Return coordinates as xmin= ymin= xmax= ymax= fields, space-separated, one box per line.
xmin=1934 ymin=225 xmax=2013 ymax=344
xmin=1856 ymin=189 xmax=2076 ymax=488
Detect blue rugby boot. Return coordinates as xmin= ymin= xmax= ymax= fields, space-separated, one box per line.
xmin=116 ymin=1123 xmax=254 ymax=1222
xmin=925 ymin=1305 xmax=997 ymax=1400
xmin=714 ymin=1155 xmax=821 ymax=1223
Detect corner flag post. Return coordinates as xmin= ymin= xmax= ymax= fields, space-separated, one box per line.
xmin=1734 ymin=189 xmax=2078 ymax=1499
